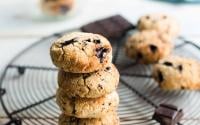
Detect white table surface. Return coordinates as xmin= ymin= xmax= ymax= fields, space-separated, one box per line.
xmin=1 ymin=0 xmax=200 ymax=118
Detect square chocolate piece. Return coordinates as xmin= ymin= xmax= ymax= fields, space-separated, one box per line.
xmin=81 ymin=15 xmax=135 ymax=40
xmin=153 ymin=104 xmax=183 ymax=125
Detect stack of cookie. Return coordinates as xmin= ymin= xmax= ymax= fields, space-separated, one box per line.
xmin=50 ymin=32 xmax=120 ymax=125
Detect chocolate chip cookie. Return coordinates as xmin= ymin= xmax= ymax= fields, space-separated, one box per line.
xmin=50 ymin=32 xmax=112 ymax=73
xmin=40 ymin=0 xmax=74 ymax=16
xmin=58 ymin=112 xmax=120 ymax=125
xmin=125 ymin=30 xmax=173 ymax=64
xmin=58 ymin=64 xmax=119 ymax=98
xmin=153 ymin=56 xmax=200 ymax=90
xmin=56 ymin=89 xmax=119 ymax=118
xmin=137 ymin=13 xmax=180 ymax=39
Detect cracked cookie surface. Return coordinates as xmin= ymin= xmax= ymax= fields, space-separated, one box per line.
xmin=137 ymin=13 xmax=180 ymax=39
xmin=56 ymin=89 xmax=119 ymax=118
xmin=50 ymin=32 xmax=112 ymax=73
xmin=125 ymin=30 xmax=173 ymax=64
xmin=58 ymin=63 xmax=119 ymax=98
xmin=153 ymin=56 xmax=200 ymax=90
xmin=58 ymin=112 xmax=120 ymax=125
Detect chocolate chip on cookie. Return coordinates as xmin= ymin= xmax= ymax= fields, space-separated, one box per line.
xmin=163 ymin=61 xmax=173 ymax=66
xmin=96 ymin=47 xmax=110 ymax=63
xmin=149 ymin=44 xmax=158 ymax=53
xmin=177 ymin=65 xmax=183 ymax=72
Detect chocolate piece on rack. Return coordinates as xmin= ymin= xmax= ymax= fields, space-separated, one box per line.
xmin=81 ymin=15 xmax=135 ymax=40
xmin=153 ymin=103 xmax=183 ymax=125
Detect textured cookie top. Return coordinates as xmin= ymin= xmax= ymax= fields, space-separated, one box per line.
xmin=50 ymin=32 xmax=112 ymax=73
xmin=137 ymin=13 xmax=180 ymax=39
xmin=58 ymin=63 xmax=119 ymax=98
xmin=153 ymin=56 xmax=200 ymax=90
xmin=125 ymin=30 xmax=173 ymax=64
xmin=59 ymin=112 xmax=120 ymax=125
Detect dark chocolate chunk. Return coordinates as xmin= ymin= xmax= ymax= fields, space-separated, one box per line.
xmin=81 ymin=15 xmax=135 ymax=40
xmin=153 ymin=103 xmax=183 ymax=125
xmin=61 ymin=38 xmax=77 ymax=47
xmin=157 ymin=70 xmax=164 ymax=83
xmin=106 ymin=66 xmax=111 ymax=71
xmin=94 ymin=39 xmax=101 ymax=44
xmin=163 ymin=62 xmax=173 ymax=67
xmin=98 ymin=84 xmax=103 ymax=89
xmin=109 ymin=103 xmax=112 ymax=106
xmin=96 ymin=47 xmax=109 ymax=63
xmin=85 ymin=39 xmax=91 ymax=42
xmin=160 ymin=103 xmax=178 ymax=111
xmin=178 ymin=65 xmax=183 ymax=72
xmin=149 ymin=44 xmax=158 ymax=53
xmin=181 ymin=86 xmax=185 ymax=90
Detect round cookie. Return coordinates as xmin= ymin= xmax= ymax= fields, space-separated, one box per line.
xmin=40 ymin=0 xmax=74 ymax=16
xmin=125 ymin=30 xmax=173 ymax=64
xmin=153 ymin=56 xmax=200 ymax=90
xmin=58 ymin=112 xmax=120 ymax=125
xmin=137 ymin=13 xmax=180 ymax=39
xmin=58 ymin=63 xmax=119 ymax=98
xmin=56 ymin=89 xmax=119 ymax=118
xmin=50 ymin=32 xmax=112 ymax=73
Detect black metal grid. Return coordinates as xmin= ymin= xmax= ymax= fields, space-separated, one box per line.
xmin=0 ymin=29 xmax=200 ymax=125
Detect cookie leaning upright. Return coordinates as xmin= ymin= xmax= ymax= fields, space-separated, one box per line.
xmin=50 ymin=32 xmax=112 ymax=73
xmin=137 ymin=13 xmax=180 ymax=39
xmin=125 ymin=30 xmax=173 ymax=64
xmin=153 ymin=56 xmax=200 ymax=90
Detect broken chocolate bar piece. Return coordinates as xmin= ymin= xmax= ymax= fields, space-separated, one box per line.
xmin=81 ymin=15 xmax=135 ymax=40
xmin=153 ymin=103 xmax=183 ymax=125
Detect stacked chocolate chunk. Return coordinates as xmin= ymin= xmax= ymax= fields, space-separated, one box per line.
xmin=50 ymin=32 xmax=120 ymax=125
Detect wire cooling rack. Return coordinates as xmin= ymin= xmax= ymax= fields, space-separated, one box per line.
xmin=0 ymin=28 xmax=200 ymax=125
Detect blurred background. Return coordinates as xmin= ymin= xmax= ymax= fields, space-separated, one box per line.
xmin=0 ymin=0 xmax=200 ymax=124
xmin=1 ymin=0 xmax=200 ymax=78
